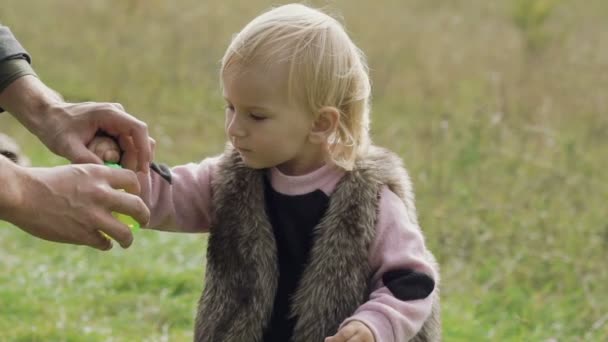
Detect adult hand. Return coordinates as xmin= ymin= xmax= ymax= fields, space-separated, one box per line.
xmin=1 ymin=160 xmax=150 ymax=250
xmin=325 ymin=321 xmax=375 ymax=342
xmin=0 ymin=76 xmax=152 ymax=173
xmin=38 ymin=101 xmax=152 ymax=172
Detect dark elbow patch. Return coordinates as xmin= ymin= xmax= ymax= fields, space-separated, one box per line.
xmin=150 ymin=162 xmax=172 ymax=184
xmin=382 ymin=269 xmax=435 ymax=301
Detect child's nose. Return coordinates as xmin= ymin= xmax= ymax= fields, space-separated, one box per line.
xmin=227 ymin=114 xmax=246 ymax=138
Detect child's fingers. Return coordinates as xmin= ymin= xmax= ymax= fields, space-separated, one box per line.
xmin=324 ymin=337 xmax=343 ymax=342
xmin=89 ymin=136 xmax=120 ymax=162
xmin=325 ymin=324 xmax=358 ymax=342
xmin=97 ymin=138 xmax=120 ymax=162
xmin=103 ymin=149 xmax=120 ymax=163
xmin=327 ymin=321 xmax=375 ymax=342
xmin=347 ymin=334 xmax=370 ymax=342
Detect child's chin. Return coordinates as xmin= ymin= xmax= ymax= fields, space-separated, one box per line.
xmin=244 ymin=163 xmax=267 ymax=170
xmin=239 ymin=156 xmax=264 ymax=169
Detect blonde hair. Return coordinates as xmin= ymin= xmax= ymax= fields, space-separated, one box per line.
xmin=220 ymin=3 xmax=371 ymax=170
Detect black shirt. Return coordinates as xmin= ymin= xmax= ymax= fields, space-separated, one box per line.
xmin=262 ymin=176 xmax=330 ymax=342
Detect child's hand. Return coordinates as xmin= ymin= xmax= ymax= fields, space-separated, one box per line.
xmin=88 ymin=135 xmax=154 ymax=170
xmin=88 ymin=136 xmax=121 ymax=163
xmin=325 ymin=321 xmax=375 ymax=342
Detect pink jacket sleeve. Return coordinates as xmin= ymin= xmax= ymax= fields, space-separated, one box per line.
xmin=340 ymin=186 xmax=438 ymax=341
xmin=138 ymin=156 xmax=220 ymax=233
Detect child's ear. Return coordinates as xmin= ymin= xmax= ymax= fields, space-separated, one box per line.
xmin=309 ymin=107 xmax=339 ymax=144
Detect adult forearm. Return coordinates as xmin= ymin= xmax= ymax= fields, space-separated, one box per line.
xmin=0 ymin=75 xmax=62 ymax=137
xmin=0 ymin=156 xmax=25 ymax=220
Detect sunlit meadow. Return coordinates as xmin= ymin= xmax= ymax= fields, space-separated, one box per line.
xmin=0 ymin=0 xmax=606 ymax=340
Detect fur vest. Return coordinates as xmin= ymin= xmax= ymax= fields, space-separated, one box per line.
xmin=194 ymin=145 xmax=441 ymax=342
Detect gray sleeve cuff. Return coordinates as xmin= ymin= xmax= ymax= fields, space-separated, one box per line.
xmin=0 ymin=59 xmax=38 ymax=113
xmin=0 ymin=26 xmax=32 ymax=63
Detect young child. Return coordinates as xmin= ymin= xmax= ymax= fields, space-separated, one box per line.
xmin=90 ymin=4 xmax=440 ymax=341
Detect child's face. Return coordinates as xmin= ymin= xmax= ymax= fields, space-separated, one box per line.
xmin=222 ymin=62 xmax=326 ymax=175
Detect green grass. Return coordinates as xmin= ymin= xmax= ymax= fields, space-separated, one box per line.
xmin=1 ymin=0 xmax=607 ymax=340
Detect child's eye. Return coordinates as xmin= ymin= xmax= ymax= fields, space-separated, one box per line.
xmin=225 ymin=104 xmax=235 ymax=112
xmin=250 ymin=113 xmax=266 ymax=121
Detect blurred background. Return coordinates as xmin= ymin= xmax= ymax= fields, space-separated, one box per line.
xmin=0 ymin=0 xmax=606 ymax=340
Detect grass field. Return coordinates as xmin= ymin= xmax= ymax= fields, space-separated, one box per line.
xmin=1 ymin=0 xmax=607 ymax=341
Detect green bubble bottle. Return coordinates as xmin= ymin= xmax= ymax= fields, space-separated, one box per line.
xmin=105 ymin=162 xmax=140 ymax=231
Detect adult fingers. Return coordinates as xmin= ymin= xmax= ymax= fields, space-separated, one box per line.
xmin=94 ymin=211 xmax=134 ymax=249
xmin=113 ymin=114 xmax=150 ymax=174
xmin=118 ymin=135 xmax=138 ymax=171
xmin=131 ymin=121 xmax=151 ymax=174
xmin=30 ymin=223 xmax=112 ymax=251
xmin=110 ymin=103 xmax=125 ymax=111
xmin=108 ymin=190 xmax=150 ymax=228
xmin=89 ymin=231 xmax=114 ymax=251
xmin=105 ymin=167 xmax=141 ymax=196
xmin=96 ymin=104 xmax=151 ymax=173
xmin=119 ymin=135 xmax=155 ymax=172
xmin=59 ymin=225 xmax=113 ymax=251
xmin=102 ymin=169 xmax=150 ymax=225
xmin=148 ymin=137 xmax=156 ymax=161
